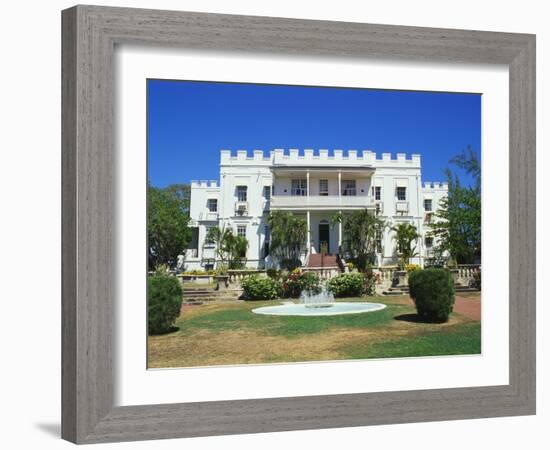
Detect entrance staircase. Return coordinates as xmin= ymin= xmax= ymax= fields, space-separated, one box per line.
xmin=382 ymin=282 xmax=479 ymax=296
xmin=303 ymin=254 xmax=345 ymax=278
xmin=182 ymin=286 xmax=241 ymax=304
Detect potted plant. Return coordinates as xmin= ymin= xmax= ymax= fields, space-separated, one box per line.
xmin=214 ymin=265 xmax=230 ymax=290
xmin=393 ymin=259 xmax=407 ymax=287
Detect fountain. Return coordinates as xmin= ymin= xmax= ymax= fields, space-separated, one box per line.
xmin=251 ymin=285 xmax=386 ymax=317
xmin=300 ymin=286 xmax=335 ymax=308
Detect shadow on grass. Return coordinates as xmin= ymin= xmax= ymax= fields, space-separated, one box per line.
xmin=394 ymin=313 xmax=447 ymax=324
xmin=149 ymin=326 xmax=180 ymax=336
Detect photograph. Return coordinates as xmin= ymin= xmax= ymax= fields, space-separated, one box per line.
xmin=146 ymin=79 xmax=482 ymax=369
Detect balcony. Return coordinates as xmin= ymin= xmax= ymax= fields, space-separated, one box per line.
xmin=198 ymin=211 xmax=218 ymax=221
xmin=270 ymin=195 xmax=376 ymax=210
xmin=395 ymin=201 xmax=409 ymax=214
xmin=234 ymin=201 xmax=249 ymax=216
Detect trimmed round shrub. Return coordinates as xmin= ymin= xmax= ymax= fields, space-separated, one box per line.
xmin=282 ymin=270 xmax=322 ymax=298
xmin=408 ymin=268 xmax=455 ymax=322
xmin=241 ymin=275 xmax=282 ymax=300
xmin=327 ymin=272 xmax=365 ymax=298
xmin=148 ymin=274 xmax=183 ymax=335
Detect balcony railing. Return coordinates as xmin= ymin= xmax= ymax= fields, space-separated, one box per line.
xmin=270 ymin=195 xmax=375 ymax=209
xmin=198 ymin=211 xmax=218 ymax=221
xmin=395 ymin=201 xmax=409 ymax=213
xmin=234 ymin=201 xmax=249 ymax=216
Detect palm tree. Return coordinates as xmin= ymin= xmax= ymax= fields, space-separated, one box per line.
xmin=267 ymin=211 xmax=307 ymax=270
xmin=205 ymin=225 xmax=248 ymax=270
xmin=391 ymin=222 xmax=420 ymax=267
xmin=332 ymin=209 xmax=386 ymax=272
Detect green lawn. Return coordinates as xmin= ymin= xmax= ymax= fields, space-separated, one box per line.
xmin=148 ymin=296 xmax=481 ymax=368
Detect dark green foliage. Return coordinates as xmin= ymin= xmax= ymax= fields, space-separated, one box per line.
xmin=266 ymin=268 xmax=283 ymax=280
xmin=267 ymin=211 xmax=307 ymax=270
xmin=241 ymin=276 xmax=282 ymax=300
xmin=428 ymin=147 xmax=481 ymax=264
xmin=363 ymin=270 xmax=377 ymax=296
xmin=205 ymin=225 xmax=248 ymax=270
xmin=148 ymin=183 xmax=191 ymax=269
xmin=327 ymin=272 xmax=365 ymax=298
xmin=148 ymin=273 xmax=183 ymax=335
xmin=471 ymin=268 xmax=481 ymax=290
xmin=282 ymin=271 xmax=322 ymax=298
xmin=391 ymin=222 xmax=420 ymax=267
xmin=333 ymin=210 xmax=386 ymax=271
xmin=408 ymin=268 xmax=455 ymax=322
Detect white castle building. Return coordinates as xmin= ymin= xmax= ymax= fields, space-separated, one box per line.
xmin=184 ymin=149 xmax=447 ymax=271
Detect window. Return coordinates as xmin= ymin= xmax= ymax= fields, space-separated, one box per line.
xmin=425 ymin=237 xmax=433 ymax=248
xmin=236 ymin=186 xmax=247 ymax=202
xmin=291 ymin=179 xmax=307 ymax=196
xmin=374 ymin=186 xmax=381 ymax=201
xmin=424 ymin=199 xmax=432 ymax=211
xmin=342 ymin=179 xmax=356 ymax=196
xmin=263 ymin=185 xmax=271 ymax=200
xmin=237 ymin=225 xmax=247 ymax=238
xmin=319 ymin=179 xmax=329 ymax=196
xmin=396 ymin=186 xmax=407 ymax=201
xmin=206 ymin=198 xmax=217 ymax=212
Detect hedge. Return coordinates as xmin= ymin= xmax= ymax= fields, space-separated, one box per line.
xmin=241 ymin=275 xmax=282 ymax=300
xmin=408 ymin=268 xmax=455 ymax=322
xmin=327 ymin=272 xmax=365 ymax=298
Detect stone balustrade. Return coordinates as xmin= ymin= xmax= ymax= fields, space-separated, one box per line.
xmin=302 ymin=267 xmax=340 ymax=280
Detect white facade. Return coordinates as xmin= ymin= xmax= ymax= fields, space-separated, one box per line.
xmin=184 ymin=149 xmax=447 ymax=271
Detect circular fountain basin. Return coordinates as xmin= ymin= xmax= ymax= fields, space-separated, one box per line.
xmin=252 ymin=302 xmax=386 ymax=317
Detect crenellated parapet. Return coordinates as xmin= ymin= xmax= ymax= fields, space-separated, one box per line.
xmin=422 ymin=181 xmax=449 ymax=191
xmin=220 ymin=148 xmax=421 ymax=168
xmin=190 ymin=180 xmax=219 ymax=189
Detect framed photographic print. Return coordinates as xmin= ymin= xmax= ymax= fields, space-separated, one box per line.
xmin=62 ymin=5 xmax=536 ymax=444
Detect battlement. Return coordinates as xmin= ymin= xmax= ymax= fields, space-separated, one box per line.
xmin=190 ymin=180 xmax=219 ymax=188
xmin=220 ymin=148 xmax=421 ymax=167
xmin=422 ymin=181 xmax=448 ymax=190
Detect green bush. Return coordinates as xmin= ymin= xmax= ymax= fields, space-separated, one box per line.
xmin=282 ymin=270 xmax=322 ymax=298
xmin=266 ymin=268 xmax=283 ymax=280
xmin=148 ymin=273 xmax=183 ymax=335
xmin=241 ymin=275 xmax=282 ymax=300
xmin=327 ymin=272 xmax=365 ymax=298
xmin=408 ymin=268 xmax=455 ymax=322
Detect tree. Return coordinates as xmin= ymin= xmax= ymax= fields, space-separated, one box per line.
xmin=205 ymin=225 xmax=248 ymax=270
xmin=391 ymin=222 xmax=420 ymax=267
xmin=333 ymin=209 xmax=386 ymax=272
xmin=267 ymin=211 xmax=307 ymax=271
xmin=147 ymin=183 xmax=192 ymax=270
xmin=428 ymin=146 xmax=481 ymax=264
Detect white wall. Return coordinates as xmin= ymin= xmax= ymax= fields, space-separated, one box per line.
xmin=0 ymin=1 xmax=546 ymax=450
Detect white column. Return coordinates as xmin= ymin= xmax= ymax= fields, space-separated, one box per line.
xmin=306 ymin=210 xmax=311 ymax=256
xmin=306 ymin=170 xmax=310 ymax=203
xmin=338 ymin=171 xmax=342 ymax=204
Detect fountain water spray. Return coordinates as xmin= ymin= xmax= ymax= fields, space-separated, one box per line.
xmin=300 ymin=285 xmax=335 ymax=308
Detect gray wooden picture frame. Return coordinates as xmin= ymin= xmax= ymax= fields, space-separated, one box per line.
xmin=61 ymin=4 xmax=536 ymax=444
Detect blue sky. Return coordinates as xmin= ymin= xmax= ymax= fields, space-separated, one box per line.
xmin=147 ymin=79 xmax=481 ymax=187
